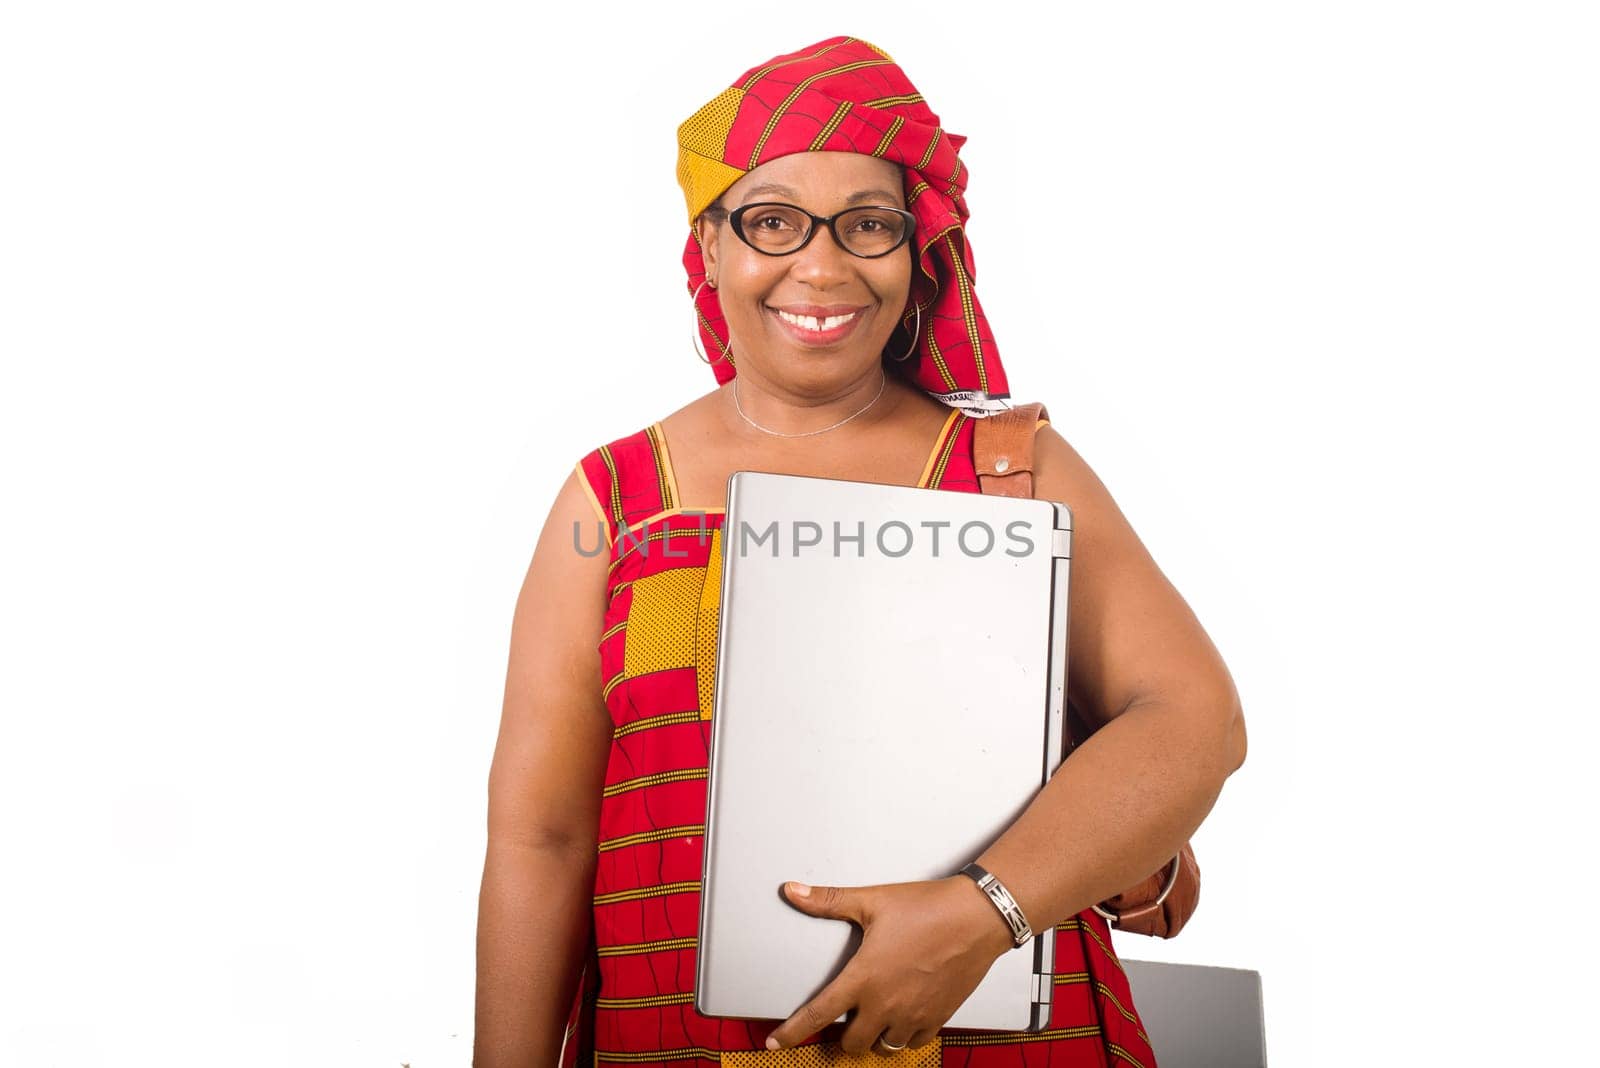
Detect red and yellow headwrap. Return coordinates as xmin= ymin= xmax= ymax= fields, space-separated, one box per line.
xmin=676 ymin=35 xmax=1012 ymax=417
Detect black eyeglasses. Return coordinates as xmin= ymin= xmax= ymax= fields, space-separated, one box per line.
xmin=728 ymin=201 xmax=917 ymax=259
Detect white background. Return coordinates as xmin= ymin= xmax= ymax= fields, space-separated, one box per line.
xmin=2 ymin=2 xmax=1595 ymax=1065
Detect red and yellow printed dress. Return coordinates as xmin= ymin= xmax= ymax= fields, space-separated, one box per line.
xmin=565 ymin=407 xmax=1159 ymax=1068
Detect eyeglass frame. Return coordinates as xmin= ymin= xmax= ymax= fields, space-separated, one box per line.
xmin=727 ymin=201 xmax=918 ymax=259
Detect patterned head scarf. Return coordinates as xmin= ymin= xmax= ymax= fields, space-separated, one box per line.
xmin=675 ymin=35 xmax=1012 ymax=417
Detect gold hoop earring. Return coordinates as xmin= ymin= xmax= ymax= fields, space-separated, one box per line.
xmin=691 ymin=278 xmax=732 ymax=366
xmin=889 ymin=301 xmax=922 ymax=362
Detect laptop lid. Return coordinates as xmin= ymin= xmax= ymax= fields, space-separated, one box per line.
xmin=695 ymin=470 xmax=1073 ymax=1032
xmin=1121 ymin=960 xmax=1269 ymax=1067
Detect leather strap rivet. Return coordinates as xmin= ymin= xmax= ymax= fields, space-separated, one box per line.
xmin=993 ymin=456 xmax=1009 ymax=473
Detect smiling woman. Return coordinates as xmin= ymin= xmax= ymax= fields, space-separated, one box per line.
xmin=475 ymin=32 xmax=1245 ymax=1068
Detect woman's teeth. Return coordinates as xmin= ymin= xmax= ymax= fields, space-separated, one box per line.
xmin=776 ymin=309 xmax=858 ymax=332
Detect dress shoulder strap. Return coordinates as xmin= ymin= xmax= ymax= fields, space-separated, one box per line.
xmin=973 ymin=402 xmax=1051 ymax=498
xmin=573 ymin=424 xmax=679 ymax=549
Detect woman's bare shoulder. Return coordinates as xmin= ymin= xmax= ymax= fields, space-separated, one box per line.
xmin=1032 ymin=421 xmax=1115 ymax=504
xmin=656 ymin=387 xmax=727 ymax=440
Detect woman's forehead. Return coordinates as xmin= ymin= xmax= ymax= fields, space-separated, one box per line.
xmin=725 ymin=152 xmax=904 ymax=206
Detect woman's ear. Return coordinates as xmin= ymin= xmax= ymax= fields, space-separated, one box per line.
xmin=695 ymin=214 xmax=719 ymax=281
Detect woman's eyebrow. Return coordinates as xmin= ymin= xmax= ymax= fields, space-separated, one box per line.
xmin=740 ymin=182 xmax=902 ymax=206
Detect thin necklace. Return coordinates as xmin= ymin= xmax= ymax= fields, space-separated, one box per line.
xmin=732 ymin=369 xmax=888 ymax=438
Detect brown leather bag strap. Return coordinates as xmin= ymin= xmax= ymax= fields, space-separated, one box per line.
xmin=972 ymin=402 xmax=1050 ymax=498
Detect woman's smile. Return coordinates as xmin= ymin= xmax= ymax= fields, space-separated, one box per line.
xmin=766 ymin=302 xmax=868 ymax=347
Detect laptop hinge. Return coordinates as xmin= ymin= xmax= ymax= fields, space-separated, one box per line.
xmin=1051 ymin=528 xmax=1072 ymax=559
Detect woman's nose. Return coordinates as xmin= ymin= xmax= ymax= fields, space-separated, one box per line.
xmin=786 ymin=224 xmax=856 ymax=285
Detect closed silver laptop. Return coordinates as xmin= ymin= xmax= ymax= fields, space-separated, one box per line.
xmin=695 ymin=470 xmax=1073 ymax=1032
xmin=1122 ymin=960 xmax=1269 ymax=1067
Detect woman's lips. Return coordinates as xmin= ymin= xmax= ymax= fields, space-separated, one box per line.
xmin=767 ymin=306 xmax=864 ymax=347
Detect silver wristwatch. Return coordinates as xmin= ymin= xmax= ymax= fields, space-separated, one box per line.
xmin=959 ymin=861 xmax=1033 ymax=947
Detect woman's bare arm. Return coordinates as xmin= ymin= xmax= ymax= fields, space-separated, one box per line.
xmin=474 ymin=466 xmax=614 ymax=1068
xmin=968 ymin=424 xmax=1248 ymax=932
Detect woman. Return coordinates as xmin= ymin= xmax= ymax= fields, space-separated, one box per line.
xmin=476 ymin=36 xmax=1246 ymax=1068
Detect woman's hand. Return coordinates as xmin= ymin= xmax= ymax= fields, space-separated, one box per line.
xmin=762 ymin=874 xmax=1019 ymax=1054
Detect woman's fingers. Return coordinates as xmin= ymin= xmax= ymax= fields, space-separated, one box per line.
xmin=765 ymin=878 xmax=976 ymax=1052
xmin=838 ymin=1005 xmax=895 ymax=1055
xmin=765 ymin=971 xmax=861 ymax=1051
xmin=865 ymin=1022 xmax=921 ymax=1057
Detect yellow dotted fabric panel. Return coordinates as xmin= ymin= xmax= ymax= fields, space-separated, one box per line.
xmin=696 ymin=527 xmax=723 ymax=721
xmin=677 ymin=86 xmax=749 ymax=223
xmin=622 ymin=566 xmax=706 ymax=678
xmin=722 ymin=1040 xmax=940 ymax=1067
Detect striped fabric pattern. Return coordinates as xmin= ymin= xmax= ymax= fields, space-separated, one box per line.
xmin=562 ymin=412 xmax=1160 ymax=1067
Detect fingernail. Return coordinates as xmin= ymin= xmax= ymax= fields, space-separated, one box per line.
xmin=765 ymin=1036 xmax=781 ymax=1050
xmin=788 ymin=882 xmax=810 ymax=898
